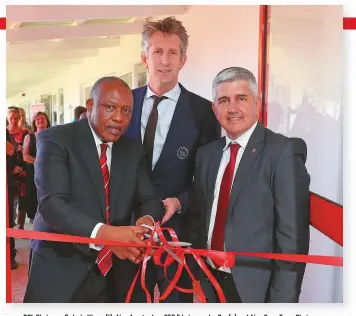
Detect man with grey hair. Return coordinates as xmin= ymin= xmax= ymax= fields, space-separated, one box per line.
xmin=190 ymin=66 xmax=310 ymax=302
xmin=117 ymin=17 xmax=220 ymax=303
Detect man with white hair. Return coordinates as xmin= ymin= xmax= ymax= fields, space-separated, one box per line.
xmin=190 ymin=66 xmax=310 ymax=302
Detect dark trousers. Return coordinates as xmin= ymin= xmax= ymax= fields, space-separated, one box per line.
xmin=204 ymin=267 xmax=242 ymax=303
xmin=24 ymin=252 xmax=114 ymax=303
xmin=70 ymin=267 xmax=115 ymax=303
xmin=114 ymin=256 xmax=193 ymax=303
xmin=7 ymin=186 xmax=16 ymax=259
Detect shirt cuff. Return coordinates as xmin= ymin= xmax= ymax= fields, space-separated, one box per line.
xmin=143 ymin=215 xmax=155 ymax=227
xmin=89 ymin=223 xmax=104 ymax=251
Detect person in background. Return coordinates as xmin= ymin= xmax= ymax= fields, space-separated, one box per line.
xmin=190 ymin=66 xmax=310 ymax=303
xmin=19 ymin=108 xmax=33 ymax=133
xmin=23 ymin=111 xmax=51 ymax=222
xmin=118 ymin=17 xmax=221 ymax=303
xmin=6 ymin=129 xmax=18 ymax=269
xmin=73 ymin=106 xmax=87 ymax=122
xmin=79 ymin=111 xmax=87 ymax=120
xmin=7 ymin=107 xmax=30 ymax=230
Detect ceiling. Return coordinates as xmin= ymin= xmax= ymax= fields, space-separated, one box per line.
xmin=6 ymin=5 xmax=189 ymax=98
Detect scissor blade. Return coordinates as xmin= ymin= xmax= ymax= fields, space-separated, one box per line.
xmin=164 ymin=247 xmax=183 ymax=264
xmin=167 ymin=241 xmax=192 ymax=247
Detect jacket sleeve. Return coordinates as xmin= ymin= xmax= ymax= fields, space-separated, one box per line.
xmin=267 ymin=137 xmax=310 ymax=302
xmin=35 ymin=131 xmax=99 ymax=238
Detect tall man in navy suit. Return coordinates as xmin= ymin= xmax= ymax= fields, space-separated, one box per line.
xmin=115 ymin=17 xmax=220 ymax=303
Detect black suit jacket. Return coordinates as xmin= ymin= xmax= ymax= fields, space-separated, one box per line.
xmin=25 ymin=119 xmax=164 ymax=302
xmin=191 ymin=123 xmax=310 ymax=302
xmin=126 ymin=84 xmax=220 ymax=235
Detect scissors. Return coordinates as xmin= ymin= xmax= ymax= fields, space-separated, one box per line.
xmin=141 ymin=224 xmax=191 ymax=264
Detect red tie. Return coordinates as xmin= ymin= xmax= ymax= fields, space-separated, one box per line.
xmin=211 ymin=143 xmax=240 ymax=269
xmin=97 ymin=143 xmax=112 ymax=276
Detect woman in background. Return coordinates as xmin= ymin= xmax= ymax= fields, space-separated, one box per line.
xmin=23 ymin=112 xmax=51 ymax=222
xmin=7 ymin=107 xmax=29 ymax=229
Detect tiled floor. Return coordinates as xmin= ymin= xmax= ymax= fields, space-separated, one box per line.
xmin=11 ymin=221 xmax=31 ymax=303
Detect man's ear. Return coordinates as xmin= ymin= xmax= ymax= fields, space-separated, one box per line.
xmin=179 ymin=55 xmax=187 ymax=70
xmin=86 ymin=98 xmax=93 ymax=114
xmin=212 ymin=102 xmax=219 ymax=119
xmin=141 ymin=51 xmax=148 ymax=70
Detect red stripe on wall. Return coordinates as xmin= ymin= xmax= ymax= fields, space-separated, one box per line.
xmin=310 ymin=193 xmax=343 ymax=246
xmin=343 ymin=17 xmax=356 ymax=30
xmin=0 ymin=17 xmax=6 ymax=30
xmin=258 ymin=6 xmax=270 ymax=126
xmin=258 ymin=6 xmax=344 ymax=246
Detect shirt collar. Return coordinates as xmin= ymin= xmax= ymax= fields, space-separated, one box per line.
xmin=145 ymin=82 xmax=181 ymax=102
xmin=88 ymin=121 xmax=113 ymax=151
xmin=223 ymin=121 xmax=258 ymax=151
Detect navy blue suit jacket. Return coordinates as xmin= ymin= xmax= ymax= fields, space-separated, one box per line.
xmin=125 ymin=84 xmax=220 ymax=232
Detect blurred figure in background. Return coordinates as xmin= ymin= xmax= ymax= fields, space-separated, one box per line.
xmin=79 ymin=111 xmax=87 ymax=120
xmin=7 ymin=107 xmax=30 ymax=229
xmin=6 ymin=128 xmax=18 ymax=269
xmin=23 ymin=112 xmax=51 ymax=222
xmin=19 ymin=108 xmax=33 ymax=133
xmin=73 ymin=106 xmax=87 ymax=122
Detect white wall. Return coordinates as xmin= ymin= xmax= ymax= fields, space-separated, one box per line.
xmin=7 ymin=34 xmax=143 ymax=122
xmin=178 ymin=5 xmax=260 ymax=101
xmin=266 ymin=5 xmax=343 ymax=302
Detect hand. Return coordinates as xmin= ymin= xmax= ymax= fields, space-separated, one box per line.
xmin=96 ymin=225 xmax=146 ymax=264
xmin=136 ymin=216 xmax=156 ymax=256
xmin=15 ymin=144 xmax=23 ymax=152
xmin=161 ymin=198 xmax=181 ymax=224
xmin=12 ymin=166 xmax=23 ymax=174
xmin=136 ymin=215 xmax=154 ymax=235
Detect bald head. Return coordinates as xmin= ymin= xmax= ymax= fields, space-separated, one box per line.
xmin=90 ymin=76 xmax=131 ymax=105
xmin=86 ymin=76 xmax=133 ymax=143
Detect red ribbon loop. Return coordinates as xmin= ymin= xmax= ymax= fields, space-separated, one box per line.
xmin=6 ymin=226 xmax=343 ymax=303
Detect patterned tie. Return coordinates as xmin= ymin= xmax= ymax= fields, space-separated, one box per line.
xmin=211 ymin=143 xmax=240 ymax=269
xmin=97 ymin=143 xmax=112 ymax=276
xmin=143 ymin=95 xmax=167 ymax=170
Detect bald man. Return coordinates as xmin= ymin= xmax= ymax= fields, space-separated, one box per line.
xmin=24 ymin=77 xmax=166 ymax=303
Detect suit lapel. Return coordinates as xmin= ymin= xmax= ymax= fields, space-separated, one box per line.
xmin=205 ymin=138 xmax=225 ymax=230
xmin=228 ymin=123 xmax=265 ymax=215
xmin=130 ymin=87 xmax=147 ymax=142
xmin=77 ymin=120 xmax=106 ymax=219
xmin=109 ymin=137 xmax=128 ymax=221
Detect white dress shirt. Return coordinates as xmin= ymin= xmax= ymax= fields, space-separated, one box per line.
xmin=88 ymin=122 xmax=113 ymax=251
xmin=141 ymin=83 xmax=181 ymax=169
xmin=207 ymin=122 xmax=258 ymax=272
xmin=87 ymin=122 xmax=154 ymax=251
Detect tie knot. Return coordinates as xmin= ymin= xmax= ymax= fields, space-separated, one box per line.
xmin=229 ymin=143 xmax=240 ymax=156
xmin=152 ymin=95 xmax=167 ymax=107
xmin=100 ymin=143 xmax=108 ymax=156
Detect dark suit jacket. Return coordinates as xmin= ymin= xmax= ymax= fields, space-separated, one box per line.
xmin=125 ymin=83 xmax=220 ymax=235
xmin=25 ymin=119 xmax=164 ymax=302
xmin=191 ymin=123 xmax=310 ymax=302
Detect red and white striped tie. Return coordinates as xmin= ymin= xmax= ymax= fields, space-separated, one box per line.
xmin=97 ymin=143 xmax=112 ymax=276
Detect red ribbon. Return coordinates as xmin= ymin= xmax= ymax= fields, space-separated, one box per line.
xmin=6 ymin=224 xmax=342 ymax=303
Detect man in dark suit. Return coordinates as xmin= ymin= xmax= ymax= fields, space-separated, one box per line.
xmin=24 ymin=77 xmax=166 ymax=303
xmin=190 ymin=67 xmax=310 ymax=303
xmin=117 ymin=17 xmax=220 ymax=303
